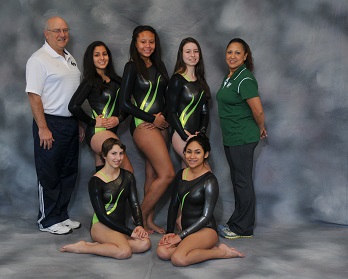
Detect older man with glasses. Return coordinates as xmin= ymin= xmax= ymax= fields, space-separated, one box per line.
xmin=26 ymin=16 xmax=84 ymax=235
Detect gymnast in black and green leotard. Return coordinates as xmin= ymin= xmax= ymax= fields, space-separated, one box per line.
xmin=89 ymin=168 xmax=141 ymax=233
xmin=166 ymin=38 xmax=211 ymax=169
xmin=60 ymin=138 xmax=150 ymax=259
xmin=167 ymin=74 xmax=209 ymax=140
xmin=121 ymin=60 xmax=168 ymax=135
xmin=120 ymin=26 xmax=175 ymax=234
xmin=69 ymin=41 xmax=133 ymax=173
xmin=156 ymin=134 xmax=244 ymax=266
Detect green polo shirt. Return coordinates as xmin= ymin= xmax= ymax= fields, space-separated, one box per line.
xmin=216 ymin=64 xmax=260 ymax=146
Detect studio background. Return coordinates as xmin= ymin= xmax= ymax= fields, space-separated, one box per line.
xmin=0 ymin=0 xmax=347 ymax=229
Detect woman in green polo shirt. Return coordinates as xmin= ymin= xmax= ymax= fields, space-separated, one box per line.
xmin=216 ymin=38 xmax=267 ymax=239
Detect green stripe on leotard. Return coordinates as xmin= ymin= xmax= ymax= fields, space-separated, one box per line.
xmin=92 ymin=170 xmax=124 ymax=224
xmin=180 ymin=168 xmax=190 ymax=211
xmin=92 ymin=89 xmax=119 ymax=133
xmin=179 ymin=90 xmax=204 ymax=127
xmin=106 ymin=189 xmax=124 ymax=215
xmin=134 ymin=75 xmax=161 ymax=127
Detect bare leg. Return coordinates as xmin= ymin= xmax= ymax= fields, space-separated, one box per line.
xmin=147 ymin=210 xmax=165 ymax=234
xmin=143 ymin=160 xmax=157 ymax=234
xmin=156 ymin=242 xmax=178 ymax=261
xmin=143 ymin=160 xmax=166 ymax=234
xmin=216 ymin=243 xmax=245 ymax=258
xmin=60 ymin=241 xmax=106 ymax=254
xmin=60 ymin=240 xmax=132 ymax=259
xmin=60 ymin=223 xmax=150 ymax=259
xmin=171 ymin=131 xmax=188 ymax=168
xmin=170 ymin=228 xmax=244 ymax=266
xmin=90 ymin=130 xmax=134 ymax=173
xmin=60 ymin=223 xmax=131 ymax=259
xmin=133 ymin=126 xmax=175 ymax=233
xmin=127 ymin=237 xmax=151 ymax=253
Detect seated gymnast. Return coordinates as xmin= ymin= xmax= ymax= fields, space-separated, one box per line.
xmin=60 ymin=138 xmax=150 ymax=259
xmin=156 ymin=134 xmax=244 ymax=266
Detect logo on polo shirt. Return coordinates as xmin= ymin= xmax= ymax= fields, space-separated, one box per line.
xmin=71 ymin=61 xmax=76 ymax=66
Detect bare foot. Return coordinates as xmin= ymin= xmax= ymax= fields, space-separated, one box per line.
xmin=149 ymin=225 xmax=165 ymax=234
xmin=145 ymin=228 xmax=155 ymax=235
xmin=60 ymin=240 xmax=89 ymax=253
xmin=142 ymin=219 xmax=154 ymax=234
xmin=217 ymin=243 xmax=245 ymax=258
xmin=147 ymin=218 xmax=165 ymax=234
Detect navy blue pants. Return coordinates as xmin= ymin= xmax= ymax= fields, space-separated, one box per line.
xmin=33 ymin=114 xmax=79 ymax=229
xmin=224 ymin=142 xmax=258 ymax=236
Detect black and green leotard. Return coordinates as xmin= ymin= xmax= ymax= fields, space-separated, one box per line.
xmin=167 ymin=74 xmax=209 ymax=141
xmin=166 ymin=169 xmax=218 ymax=239
xmin=88 ymin=168 xmax=142 ymax=236
xmin=120 ymin=61 xmax=168 ymax=135
xmin=69 ymin=78 xmax=128 ymax=147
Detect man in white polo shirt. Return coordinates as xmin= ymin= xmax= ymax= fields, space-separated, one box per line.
xmin=26 ymin=16 xmax=83 ymax=235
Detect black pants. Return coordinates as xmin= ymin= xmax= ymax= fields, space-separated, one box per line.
xmin=33 ymin=114 xmax=79 ymax=228
xmin=224 ymin=142 xmax=258 ymax=236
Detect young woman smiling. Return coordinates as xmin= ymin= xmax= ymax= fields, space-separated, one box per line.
xmin=69 ymin=41 xmax=133 ymax=173
xmin=60 ymin=138 xmax=150 ymax=259
xmin=156 ymin=134 xmax=244 ymax=266
xmin=120 ymin=26 xmax=175 ymax=234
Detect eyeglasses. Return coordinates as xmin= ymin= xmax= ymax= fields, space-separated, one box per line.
xmin=47 ymin=28 xmax=70 ymax=34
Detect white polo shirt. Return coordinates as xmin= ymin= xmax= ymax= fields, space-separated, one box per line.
xmin=25 ymin=41 xmax=81 ymax=117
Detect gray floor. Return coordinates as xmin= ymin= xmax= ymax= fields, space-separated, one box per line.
xmin=0 ymin=217 xmax=347 ymax=279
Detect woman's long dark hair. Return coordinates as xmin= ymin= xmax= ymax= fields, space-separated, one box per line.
xmin=174 ymin=37 xmax=210 ymax=99
xmin=83 ymin=41 xmax=121 ymax=90
xmin=226 ymin=38 xmax=254 ymax=72
xmin=129 ymin=25 xmax=168 ymax=81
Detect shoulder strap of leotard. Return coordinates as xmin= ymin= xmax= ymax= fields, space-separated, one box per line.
xmin=182 ymin=73 xmax=191 ymax=82
xmin=183 ymin=168 xmax=189 ymax=180
xmin=97 ymin=171 xmax=111 ymax=183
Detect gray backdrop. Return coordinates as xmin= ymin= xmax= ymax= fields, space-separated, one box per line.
xmin=0 ymin=0 xmax=347 ymax=228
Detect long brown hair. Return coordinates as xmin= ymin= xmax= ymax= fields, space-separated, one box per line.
xmin=226 ymin=38 xmax=254 ymax=72
xmin=174 ymin=37 xmax=210 ymax=99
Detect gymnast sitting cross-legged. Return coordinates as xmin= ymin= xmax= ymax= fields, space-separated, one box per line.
xmin=156 ymin=134 xmax=244 ymax=266
xmin=60 ymin=138 xmax=150 ymax=259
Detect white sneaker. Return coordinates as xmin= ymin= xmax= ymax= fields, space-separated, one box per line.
xmin=39 ymin=223 xmax=72 ymax=235
xmin=61 ymin=219 xmax=81 ymax=229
